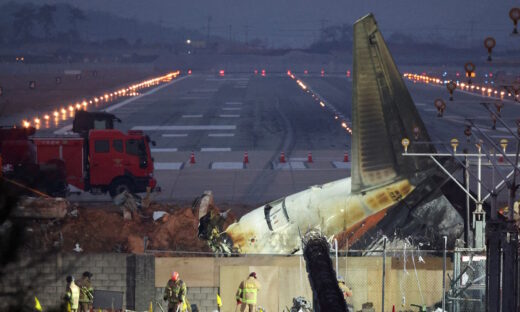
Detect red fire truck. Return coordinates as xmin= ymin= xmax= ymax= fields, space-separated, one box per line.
xmin=1 ymin=112 xmax=157 ymax=197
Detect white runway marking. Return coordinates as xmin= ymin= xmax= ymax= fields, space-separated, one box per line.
xmin=211 ymin=162 xmax=244 ymax=170
xmin=219 ymin=114 xmax=240 ymax=118
xmin=179 ymin=96 xmax=211 ymax=100
xmin=273 ymin=161 xmax=307 ymax=170
xmin=182 ymin=114 xmax=203 ymax=118
xmin=162 ymin=134 xmax=188 ymax=137
xmin=225 ymin=101 xmax=243 ymax=105
xmin=332 ymin=161 xmax=351 ymax=169
xmin=133 ymin=125 xmax=236 ymax=131
xmin=415 ymin=102 xmax=427 ymax=106
xmin=201 ymin=147 xmax=232 ymax=152
xmin=155 ymin=162 xmax=184 ymax=170
xmin=208 ymin=133 xmax=235 ymax=137
xmin=54 ymin=76 xmax=189 ymax=134
xmin=192 ymin=88 xmax=218 ymax=92
xmin=222 ymin=107 xmax=242 ymax=111
xmin=151 ymin=148 xmax=178 ymax=152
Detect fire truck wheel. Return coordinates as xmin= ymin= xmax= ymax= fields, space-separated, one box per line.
xmin=109 ymin=178 xmax=134 ymax=197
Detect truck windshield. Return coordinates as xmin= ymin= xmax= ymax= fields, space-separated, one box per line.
xmin=126 ymin=139 xmax=147 ymax=158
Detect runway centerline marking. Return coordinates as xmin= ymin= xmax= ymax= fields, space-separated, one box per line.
xmin=182 ymin=114 xmax=203 ymax=118
xmin=208 ymin=133 xmax=235 ymax=137
xmin=152 ymin=148 xmax=178 ymax=152
xmin=155 ymin=162 xmax=184 ymax=170
xmin=201 ymin=147 xmax=232 ymax=152
xmin=222 ymin=107 xmax=242 ymax=111
xmin=162 ymin=134 xmax=188 ymax=137
xmin=219 ymin=114 xmax=240 ymax=118
xmin=132 ymin=125 xmax=236 ymax=131
xmin=225 ymin=101 xmax=243 ymax=105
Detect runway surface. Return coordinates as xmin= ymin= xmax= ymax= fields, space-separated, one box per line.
xmin=16 ymin=72 xmax=520 ymax=205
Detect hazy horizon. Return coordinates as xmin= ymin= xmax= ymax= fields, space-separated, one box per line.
xmin=1 ymin=0 xmax=519 ymax=48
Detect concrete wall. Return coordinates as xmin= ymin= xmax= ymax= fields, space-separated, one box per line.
xmin=0 ymin=253 xmax=155 ymax=311
xmin=1 ymin=253 xmax=451 ymax=312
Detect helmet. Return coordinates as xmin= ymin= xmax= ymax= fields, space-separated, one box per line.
xmin=337 ymin=275 xmax=345 ymax=283
xmin=172 ymin=271 xmax=179 ymax=281
xmin=249 ymin=272 xmax=257 ymax=278
xmin=66 ymin=276 xmax=74 ymax=283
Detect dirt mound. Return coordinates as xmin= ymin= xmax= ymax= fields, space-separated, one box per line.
xmin=23 ymin=201 xmax=246 ymax=254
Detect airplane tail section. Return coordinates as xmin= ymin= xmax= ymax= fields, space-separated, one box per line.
xmin=351 ymin=14 xmax=436 ymax=194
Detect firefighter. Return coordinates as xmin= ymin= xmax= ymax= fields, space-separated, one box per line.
xmin=63 ymin=276 xmax=80 ymax=312
xmin=338 ymin=276 xmax=353 ymax=312
xmin=235 ymin=272 xmax=261 ymax=312
xmin=164 ymin=271 xmax=191 ymax=312
xmin=78 ymin=271 xmax=94 ymax=312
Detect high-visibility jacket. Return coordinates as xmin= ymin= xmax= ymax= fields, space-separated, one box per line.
xmin=65 ymin=282 xmax=80 ymax=310
xmin=236 ymin=277 xmax=260 ymax=304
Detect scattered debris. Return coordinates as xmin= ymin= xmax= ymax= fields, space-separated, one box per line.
xmin=73 ymin=243 xmax=83 ymax=253
xmin=153 ymin=211 xmax=168 ymax=221
xmin=12 ymin=196 xmax=69 ymax=219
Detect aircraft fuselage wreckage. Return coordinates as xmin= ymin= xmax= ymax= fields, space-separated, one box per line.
xmin=198 ymin=14 xmax=465 ymax=254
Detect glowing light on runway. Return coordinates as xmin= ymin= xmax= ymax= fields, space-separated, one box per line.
xmin=20 ymin=71 xmax=180 ymax=130
xmin=403 ymin=72 xmax=516 ymax=102
xmin=288 ymin=70 xmax=353 ymax=135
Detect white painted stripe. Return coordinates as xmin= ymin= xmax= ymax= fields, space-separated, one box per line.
xmin=133 ymin=125 xmax=236 ymax=131
xmin=222 ymin=107 xmax=242 ymax=111
xmin=54 ymin=76 xmax=188 ymax=134
xmin=225 ymin=101 xmax=242 ymax=105
xmin=201 ymin=147 xmax=232 ymax=152
xmin=211 ymin=162 xmax=244 ymax=170
xmin=208 ymin=133 xmax=235 ymax=137
xmin=151 ymin=148 xmax=178 ymax=152
xmin=219 ymin=114 xmax=240 ymax=118
xmin=180 ymin=96 xmax=211 ymax=100
xmin=192 ymin=88 xmax=218 ymax=92
xmin=155 ymin=162 xmax=184 ymax=170
xmin=162 ymin=134 xmax=188 ymax=137
xmin=332 ymin=161 xmax=351 ymax=169
xmin=182 ymin=114 xmax=203 ymax=118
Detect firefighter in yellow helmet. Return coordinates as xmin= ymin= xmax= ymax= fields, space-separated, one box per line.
xmin=164 ymin=271 xmax=191 ymax=312
xmin=235 ymin=272 xmax=261 ymax=312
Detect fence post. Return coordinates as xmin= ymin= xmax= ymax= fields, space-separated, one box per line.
xmin=442 ymin=236 xmax=447 ymax=312
xmin=382 ymin=237 xmax=387 ymax=312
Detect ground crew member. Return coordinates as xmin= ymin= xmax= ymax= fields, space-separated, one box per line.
xmin=235 ymin=272 xmax=260 ymax=312
xmin=78 ymin=271 xmax=94 ymax=312
xmin=338 ymin=276 xmax=353 ymax=312
xmin=164 ymin=271 xmax=191 ymax=312
xmin=64 ymin=276 xmax=80 ymax=312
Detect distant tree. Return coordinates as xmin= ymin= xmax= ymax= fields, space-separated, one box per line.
xmin=68 ymin=7 xmax=87 ymax=39
xmin=37 ymin=4 xmax=57 ymax=39
xmin=12 ymin=5 xmax=36 ymax=42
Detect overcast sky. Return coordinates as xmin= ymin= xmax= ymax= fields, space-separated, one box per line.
xmin=3 ymin=0 xmax=519 ymax=47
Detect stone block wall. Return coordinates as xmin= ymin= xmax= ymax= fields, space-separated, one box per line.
xmin=155 ymin=287 xmax=220 ymax=312
xmin=0 ymin=253 xmax=155 ymax=311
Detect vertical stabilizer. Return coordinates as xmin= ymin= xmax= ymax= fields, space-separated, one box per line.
xmin=351 ymin=14 xmax=436 ymax=194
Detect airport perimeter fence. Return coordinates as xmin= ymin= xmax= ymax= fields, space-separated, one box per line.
xmin=147 ymin=245 xmax=487 ymax=312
